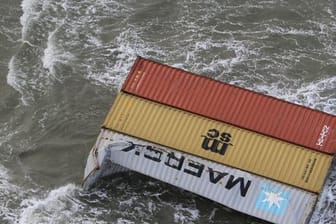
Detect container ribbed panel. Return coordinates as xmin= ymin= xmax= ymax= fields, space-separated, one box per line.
xmin=102 ymin=92 xmax=333 ymax=193
xmin=94 ymin=129 xmax=317 ymax=224
xmin=122 ymin=57 xmax=336 ymax=154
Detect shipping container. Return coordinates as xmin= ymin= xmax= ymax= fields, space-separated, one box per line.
xmin=83 ymin=129 xmax=318 ymax=224
xmin=122 ymin=57 xmax=336 ymax=154
xmin=102 ymin=92 xmax=333 ymax=193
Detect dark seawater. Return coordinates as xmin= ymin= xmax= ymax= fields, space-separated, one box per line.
xmin=0 ymin=0 xmax=335 ymax=223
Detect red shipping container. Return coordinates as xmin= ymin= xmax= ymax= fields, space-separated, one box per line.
xmin=122 ymin=56 xmax=336 ymax=154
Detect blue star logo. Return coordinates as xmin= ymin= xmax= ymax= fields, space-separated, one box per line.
xmin=255 ymin=184 xmax=290 ymax=216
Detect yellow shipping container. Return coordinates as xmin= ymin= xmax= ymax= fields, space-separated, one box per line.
xmin=103 ymin=92 xmax=333 ymax=193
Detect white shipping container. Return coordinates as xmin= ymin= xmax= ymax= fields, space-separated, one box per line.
xmin=83 ymin=129 xmax=317 ymax=224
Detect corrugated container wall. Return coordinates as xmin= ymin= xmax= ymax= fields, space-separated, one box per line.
xmin=95 ymin=129 xmax=318 ymax=224
xmin=122 ymin=57 xmax=336 ymax=154
xmin=103 ymin=92 xmax=333 ymax=193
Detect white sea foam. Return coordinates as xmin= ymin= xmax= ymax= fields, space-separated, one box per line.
xmin=8 ymin=0 xmax=71 ymax=105
xmin=42 ymin=22 xmax=75 ymax=81
xmin=116 ymin=218 xmax=135 ymax=224
xmin=0 ymin=164 xmax=10 ymax=190
xmin=18 ymin=184 xmax=102 ymax=224
xmin=7 ymin=0 xmax=40 ymax=105
xmin=37 ymin=1 xmax=72 ymax=80
xmin=42 ymin=29 xmax=60 ymax=75
xmin=7 ymin=49 xmax=53 ymax=105
xmin=254 ymin=75 xmax=336 ymax=115
xmin=0 ymin=123 xmax=19 ymax=161
xmin=85 ymin=27 xmax=163 ymax=89
xmin=266 ymin=26 xmax=315 ymax=36
xmin=309 ymin=158 xmax=336 ymax=224
xmin=20 ymin=0 xmax=40 ymax=40
xmin=7 ymin=56 xmax=31 ymax=105
xmin=173 ymin=204 xmax=199 ymax=224
xmin=0 ymin=165 xmax=21 ymax=223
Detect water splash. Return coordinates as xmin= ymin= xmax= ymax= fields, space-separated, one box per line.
xmin=309 ymin=158 xmax=336 ymax=224
xmin=18 ymin=184 xmax=91 ymax=224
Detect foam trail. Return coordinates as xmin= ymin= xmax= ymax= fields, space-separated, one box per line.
xmin=294 ymin=77 xmax=336 ymax=114
xmin=7 ymin=0 xmax=69 ymax=105
xmin=20 ymin=0 xmax=40 ymax=41
xmin=7 ymin=56 xmax=30 ymax=105
xmin=42 ymin=30 xmax=59 ymax=75
xmin=42 ymin=21 xmax=74 ymax=80
xmin=6 ymin=0 xmax=41 ymax=105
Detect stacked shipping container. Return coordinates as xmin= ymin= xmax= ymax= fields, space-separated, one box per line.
xmin=88 ymin=129 xmax=318 ymax=224
xmin=86 ymin=57 xmax=336 ymax=223
xmin=122 ymin=57 xmax=336 ymax=154
xmin=103 ymin=92 xmax=333 ymax=193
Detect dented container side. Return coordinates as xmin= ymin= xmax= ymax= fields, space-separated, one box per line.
xmin=122 ymin=57 xmax=336 ymax=154
xmin=96 ymin=129 xmax=318 ymax=224
xmin=103 ymin=92 xmax=333 ymax=193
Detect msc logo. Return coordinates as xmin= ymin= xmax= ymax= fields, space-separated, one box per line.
xmin=201 ymin=129 xmax=233 ymax=155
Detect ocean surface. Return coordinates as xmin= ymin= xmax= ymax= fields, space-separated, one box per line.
xmin=0 ymin=0 xmax=335 ymax=223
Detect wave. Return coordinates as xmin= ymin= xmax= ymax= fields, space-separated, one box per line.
xmin=18 ymin=184 xmax=87 ymax=224
xmin=7 ymin=0 xmax=71 ymax=105
xmin=3 ymin=0 xmax=336 ymax=223
xmin=42 ymin=22 xmax=75 ymax=80
xmin=9 ymin=0 xmax=336 ymax=104
xmin=16 ymin=179 xmax=201 ymax=224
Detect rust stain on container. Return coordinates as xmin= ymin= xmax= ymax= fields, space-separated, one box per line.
xmin=122 ymin=57 xmax=336 ymax=154
xmin=103 ymin=92 xmax=333 ymax=193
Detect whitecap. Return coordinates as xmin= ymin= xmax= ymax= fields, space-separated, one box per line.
xmin=7 ymin=0 xmax=72 ymax=105
xmin=42 ymin=21 xmax=75 ymax=81
xmin=18 ymin=184 xmax=96 ymax=224
xmin=85 ymin=26 xmax=165 ymax=89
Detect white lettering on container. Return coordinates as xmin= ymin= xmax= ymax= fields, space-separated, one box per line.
xmin=316 ymin=125 xmax=330 ymax=147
